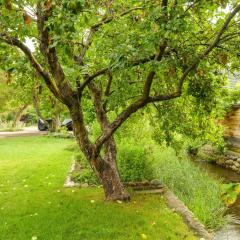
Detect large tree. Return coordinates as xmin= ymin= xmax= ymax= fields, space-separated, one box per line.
xmin=0 ymin=0 xmax=240 ymax=201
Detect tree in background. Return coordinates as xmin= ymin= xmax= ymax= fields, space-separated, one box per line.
xmin=0 ymin=47 xmax=66 ymax=130
xmin=0 ymin=0 xmax=240 ymax=201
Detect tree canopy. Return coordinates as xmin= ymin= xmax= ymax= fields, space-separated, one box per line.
xmin=0 ymin=0 xmax=240 ymax=200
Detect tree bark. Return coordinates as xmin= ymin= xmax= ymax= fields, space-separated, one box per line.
xmin=32 ymin=81 xmax=44 ymax=120
xmin=94 ymin=153 xmax=130 ymax=201
xmin=49 ymin=96 xmax=61 ymax=132
xmin=100 ymin=138 xmax=130 ymax=201
xmin=87 ymin=81 xmax=130 ymax=201
xmin=69 ymin=101 xmax=130 ymax=201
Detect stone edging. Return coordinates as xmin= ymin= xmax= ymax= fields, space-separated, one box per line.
xmin=164 ymin=189 xmax=213 ymax=240
xmin=200 ymin=145 xmax=240 ymax=174
xmin=64 ymin=161 xmax=81 ymax=188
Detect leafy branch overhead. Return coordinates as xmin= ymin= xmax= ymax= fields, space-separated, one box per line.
xmin=0 ymin=0 xmax=240 ymax=201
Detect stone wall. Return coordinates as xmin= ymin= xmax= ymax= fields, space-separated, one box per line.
xmin=200 ymin=145 xmax=240 ymax=174
xmin=217 ymin=150 xmax=240 ymax=173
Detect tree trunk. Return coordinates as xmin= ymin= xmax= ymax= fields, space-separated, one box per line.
xmin=49 ymin=97 xmax=61 ymax=132
xmin=49 ymin=115 xmax=60 ymax=132
xmin=70 ymin=104 xmax=130 ymax=201
xmin=94 ymin=138 xmax=130 ymax=201
xmin=94 ymin=156 xmax=130 ymax=201
xmin=32 ymin=84 xmax=43 ymax=120
xmin=12 ymin=104 xmax=28 ymax=128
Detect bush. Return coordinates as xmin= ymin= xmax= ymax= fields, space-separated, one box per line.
xmin=154 ymin=147 xmax=226 ymax=230
xmin=71 ymin=142 xmax=155 ymax=184
xmin=118 ymin=143 xmax=155 ymax=182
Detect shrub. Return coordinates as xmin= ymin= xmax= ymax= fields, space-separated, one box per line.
xmin=118 ymin=143 xmax=155 ymax=182
xmin=47 ymin=127 xmax=74 ymax=139
xmin=71 ymin=142 xmax=155 ymax=184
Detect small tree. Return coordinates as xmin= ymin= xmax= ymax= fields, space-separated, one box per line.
xmin=1 ymin=1 xmax=240 ymax=201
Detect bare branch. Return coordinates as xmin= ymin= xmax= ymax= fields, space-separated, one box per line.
xmin=79 ymin=68 xmax=109 ymax=92
xmin=79 ymin=54 xmax=156 ymax=92
xmin=105 ymin=72 xmax=113 ymax=97
xmin=92 ymin=7 xmax=143 ymax=30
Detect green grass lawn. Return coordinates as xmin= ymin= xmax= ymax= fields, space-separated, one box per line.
xmin=0 ymin=136 xmax=196 ymax=240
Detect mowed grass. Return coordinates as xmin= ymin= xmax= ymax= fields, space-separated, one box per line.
xmin=0 ymin=137 xmax=196 ymax=240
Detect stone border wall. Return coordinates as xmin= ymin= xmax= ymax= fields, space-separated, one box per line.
xmin=165 ymin=190 xmax=213 ymax=240
xmin=218 ymin=150 xmax=240 ymax=173
xmin=200 ymin=145 xmax=240 ymax=174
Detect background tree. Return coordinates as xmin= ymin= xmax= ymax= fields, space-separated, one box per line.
xmin=0 ymin=44 xmax=66 ymax=130
xmin=0 ymin=0 xmax=240 ymax=201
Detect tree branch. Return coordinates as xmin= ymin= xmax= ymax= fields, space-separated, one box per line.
xmin=79 ymin=54 xmax=156 ymax=93
xmin=143 ymin=41 xmax=167 ymax=99
xmin=94 ymin=3 xmax=240 ymax=154
xmin=75 ymin=6 xmax=143 ymax=65
xmin=177 ymin=4 xmax=240 ymax=93
xmin=37 ymin=1 xmax=74 ymax=104
xmin=0 ymin=34 xmax=62 ymax=101
xmin=92 ymin=7 xmax=143 ymax=30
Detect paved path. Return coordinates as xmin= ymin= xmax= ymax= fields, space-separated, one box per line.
xmin=0 ymin=127 xmax=47 ymax=138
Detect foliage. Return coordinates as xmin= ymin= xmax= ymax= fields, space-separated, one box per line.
xmin=0 ymin=136 xmax=196 ymax=240
xmin=73 ymin=140 xmax=155 ymax=184
xmin=150 ymin=96 xmax=226 ymax=151
xmin=221 ymin=183 xmax=240 ymax=206
xmin=154 ymin=147 xmax=226 ymax=230
xmin=73 ymin=152 xmax=99 ymax=185
xmin=118 ymin=141 xmax=155 ymax=182
xmin=72 ymin=168 xmax=98 ymax=185
xmin=47 ymin=126 xmax=74 ymax=138
xmin=1 ymin=1 xmax=240 ymax=148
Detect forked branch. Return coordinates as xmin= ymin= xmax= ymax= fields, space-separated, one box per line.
xmin=94 ymin=4 xmax=240 ymax=155
xmin=0 ymin=34 xmax=61 ymax=100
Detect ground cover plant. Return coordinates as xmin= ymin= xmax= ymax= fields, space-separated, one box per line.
xmin=0 ymin=136 xmax=196 ymax=240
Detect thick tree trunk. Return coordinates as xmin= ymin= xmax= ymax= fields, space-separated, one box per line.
xmin=95 ymin=155 xmax=130 ymax=201
xmin=94 ymin=138 xmax=130 ymax=201
xmin=70 ymin=103 xmax=130 ymax=201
